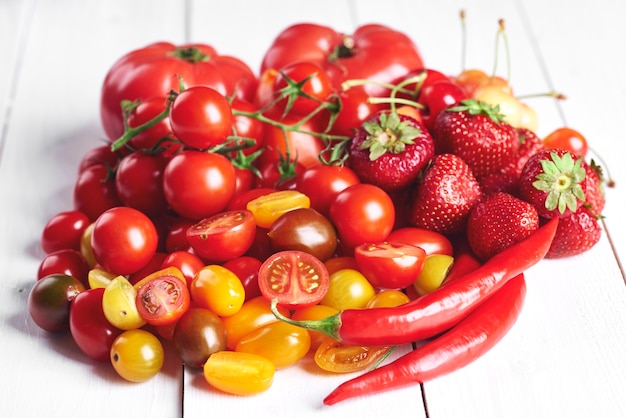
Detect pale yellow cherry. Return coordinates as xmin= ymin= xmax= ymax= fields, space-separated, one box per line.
xmin=473 ymin=83 xmax=523 ymax=127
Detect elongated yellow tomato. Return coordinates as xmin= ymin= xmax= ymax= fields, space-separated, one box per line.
xmin=203 ymin=351 xmax=275 ymax=396
xmin=413 ymin=254 xmax=454 ymax=296
xmin=246 ymin=190 xmax=310 ymax=228
xmin=110 ymin=329 xmax=164 ymax=382
xmin=314 ymin=337 xmax=393 ymax=373
xmin=235 ymin=321 xmax=310 ymax=369
xmin=102 ymin=275 xmax=146 ymax=330
xmin=190 ymin=265 xmax=245 ymax=317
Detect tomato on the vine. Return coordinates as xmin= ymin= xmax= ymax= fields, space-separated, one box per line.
xmin=354 ymin=242 xmax=426 ymax=289
xmin=126 ymin=96 xmax=180 ymax=154
xmin=73 ymin=163 xmax=122 ymax=222
xmin=258 ymin=250 xmax=330 ymax=309
xmin=170 ymin=85 xmax=233 ymax=149
xmin=115 ymin=151 xmax=169 ymax=216
xmin=186 ymin=210 xmax=256 ymax=262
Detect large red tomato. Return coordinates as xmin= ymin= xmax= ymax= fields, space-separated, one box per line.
xmin=101 ymin=42 xmax=258 ymax=141
xmin=260 ymin=23 xmax=424 ymax=98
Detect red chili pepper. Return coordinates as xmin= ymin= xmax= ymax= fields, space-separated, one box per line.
xmin=271 ymin=217 xmax=556 ymax=346
xmin=323 ymin=273 xmax=527 ymax=405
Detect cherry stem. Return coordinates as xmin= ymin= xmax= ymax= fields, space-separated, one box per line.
xmin=460 ymin=9 xmax=467 ymax=72
xmin=515 ymin=91 xmax=567 ymax=101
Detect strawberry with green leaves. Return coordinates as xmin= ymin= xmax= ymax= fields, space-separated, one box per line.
xmin=518 ymin=148 xmax=587 ymax=218
xmin=466 ymin=192 xmax=539 ymax=261
xmin=347 ymin=111 xmax=435 ymax=192
xmin=408 ymin=153 xmax=482 ymax=235
xmin=546 ymin=206 xmax=602 ymax=258
xmin=432 ymin=99 xmax=519 ymax=178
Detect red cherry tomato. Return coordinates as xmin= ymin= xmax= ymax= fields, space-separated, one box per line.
xmin=37 ymin=249 xmax=90 ymax=287
xmin=126 ymin=96 xmax=180 ymax=155
xmin=354 ymin=242 xmax=427 ymax=289
xmin=170 ymin=86 xmax=233 ymax=150
xmin=70 ymin=287 xmax=123 ymax=361
xmin=331 ymin=88 xmax=378 ymax=137
xmin=134 ymin=273 xmax=190 ymax=326
xmin=329 ymin=184 xmax=395 ymax=249
xmin=40 ymin=210 xmax=90 ymax=254
xmin=115 ymin=152 xmax=169 ymax=216
xmin=91 ymin=207 xmax=158 ymax=275
xmin=186 ymin=210 xmax=257 ymax=262
xmin=230 ymin=98 xmax=265 ymax=157
xmin=163 ymin=150 xmax=236 ymax=220
xmin=543 ymin=127 xmax=588 ymax=157
xmin=222 ymin=256 xmax=263 ymax=301
xmin=77 ymin=145 xmax=121 ymax=175
xmin=161 ymin=251 xmax=205 ymax=288
xmin=386 ymin=227 xmax=454 ymax=256
xmin=296 ymin=165 xmax=361 ymax=217
xmin=270 ymin=61 xmax=334 ymax=117
xmin=258 ymin=250 xmax=330 ymax=309
xmin=73 ymin=163 xmax=122 ymax=222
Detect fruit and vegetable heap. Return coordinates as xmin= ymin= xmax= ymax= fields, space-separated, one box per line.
xmin=28 ymin=20 xmax=611 ymax=405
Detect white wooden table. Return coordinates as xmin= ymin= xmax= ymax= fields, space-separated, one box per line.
xmin=1 ymin=1 xmax=625 ymax=417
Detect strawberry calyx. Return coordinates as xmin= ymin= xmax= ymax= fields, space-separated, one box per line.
xmin=359 ymin=111 xmax=421 ymax=161
xmin=447 ymin=99 xmax=507 ymax=124
xmin=533 ymin=151 xmax=586 ymax=214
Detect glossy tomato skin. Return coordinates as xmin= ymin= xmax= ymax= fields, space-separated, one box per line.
xmin=314 ymin=337 xmax=393 ymax=373
xmin=101 ymin=42 xmax=257 ymax=141
xmin=354 ymin=242 xmax=427 ymax=289
xmin=91 ymin=207 xmax=159 ymax=276
xmin=186 ymin=210 xmax=256 ymax=262
xmin=126 ymin=96 xmax=179 ymax=154
xmin=40 ymin=210 xmax=90 ymax=254
xmin=329 ymin=183 xmax=395 ymax=250
xmin=163 ymin=150 xmax=236 ymax=220
xmin=296 ymin=165 xmax=361 ymax=217
xmin=110 ymin=329 xmax=164 ymax=382
xmin=115 ymin=152 xmax=169 ymax=216
xmin=173 ymin=307 xmax=227 ymax=369
xmin=70 ymin=287 xmax=123 ymax=361
xmin=37 ymin=249 xmax=90 ymax=287
xmin=221 ymin=296 xmax=287 ymax=350
xmin=222 ymin=256 xmax=263 ymax=301
xmin=386 ymin=227 xmax=454 ymax=256
xmin=28 ymin=274 xmax=85 ymax=332
xmin=203 ymin=351 xmax=275 ymax=396
xmin=267 ymin=208 xmax=337 ymax=261
xmin=73 ymin=163 xmax=122 ymax=222
xmin=170 ymin=86 xmax=233 ymax=149
xmin=161 ymin=250 xmax=205 ymax=287
xmin=258 ymin=250 xmax=330 ymax=309
xmin=190 ymin=265 xmax=246 ymax=317
xmin=135 ymin=274 xmax=190 ymax=326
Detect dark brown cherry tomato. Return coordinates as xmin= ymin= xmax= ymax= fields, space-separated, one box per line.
xmin=186 ymin=210 xmax=256 ymax=262
xmin=267 ymin=208 xmax=337 ymax=261
xmin=258 ymin=250 xmax=330 ymax=309
xmin=173 ymin=308 xmax=227 ymax=369
xmin=28 ymin=274 xmax=85 ymax=332
xmin=354 ymin=242 xmax=427 ymax=289
xmin=70 ymin=287 xmax=123 ymax=361
xmin=40 ymin=210 xmax=90 ymax=254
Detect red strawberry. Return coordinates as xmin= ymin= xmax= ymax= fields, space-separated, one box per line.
xmin=348 ymin=111 xmax=434 ymax=192
xmin=518 ymin=148 xmax=587 ymax=218
xmin=583 ymin=159 xmax=606 ymax=216
xmin=546 ymin=206 xmax=602 ymax=258
xmin=479 ymin=128 xmax=545 ymax=196
xmin=408 ymin=153 xmax=482 ymax=235
xmin=466 ymin=192 xmax=539 ymax=261
xmin=432 ymin=99 xmax=519 ymax=178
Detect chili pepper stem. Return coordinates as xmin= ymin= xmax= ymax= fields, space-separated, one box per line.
xmin=269 ymin=299 xmax=343 ymax=341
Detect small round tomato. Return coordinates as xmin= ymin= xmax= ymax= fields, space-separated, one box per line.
xmin=354 ymin=242 xmax=426 ymax=289
xmin=41 ymin=210 xmax=90 ymax=254
xmin=173 ymin=308 xmax=227 ymax=369
xmin=543 ymin=127 xmax=588 ymax=157
xmin=169 ymin=85 xmax=233 ymax=149
xmin=365 ymin=289 xmax=411 ymax=308
xmin=126 ymin=96 xmax=180 ymax=154
xmin=161 ymin=250 xmax=205 ymax=287
xmin=204 ymin=351 xmax=275 ymax=396
xmin=163 ymin=150 xmax=236 ymax=220
xmin=102 ymin=275 xmax=146 ymax=330
xmin=186 ymin=210 xmax=256 ymax=262
xmin=190 ymin=265 xmax=245 ymax=317
xmin=296 ymin=165 xmax=361 ymax=217
xmin=330 ymin=88 xmax=377 ymax=138
xmin=110 ymin=329 xmax=164 ymax=382
xmin=271 ymin=61 xmax=334 ymax=117
xmin=314 ymin=337 xmax=393 ymax=373
xmin=324 ymin=256 xmax=359 ymax=275
xmin=77 ymin=144 xmax=121 ymax=175
xmin=413 ymin=254 xmax=454 ymax=296
xmin=70 ymin=287 xmax=123 ymax=361
xmin=291 ymin=304 xmax=339 ymax=351
xmin=37 ymin=249 xmax=90 ymax=287
xmin=115 ymin=152 xmax=169 ymax=216
xmin=329 ymin=184 xmax=395 ymax=249
xmin=235 ymin=321 xmax=311 ymax=369
xmin=28 ymin=274 xmax=85 ymax=332
xmin=135 ymin=274 xmax=190 ymax=326
xmin=91 ymin=207 xmax=158 ymax=276
xmin=258 ymin=250 xmax=329 ymax=309
xmin=73 ymin=163 xmax=122 ymax=222
xmin=320 ymin=268 xmax=376 ymax=310
xmin=246 ymin=190 xmax=311 ymax=229
xmin=267 ymin=208 xmax=337 ymax=261
xmin=386 ymin=227 xmax=454 ymax=256
xmin=222 ymin=256 xmax=263 ymax=301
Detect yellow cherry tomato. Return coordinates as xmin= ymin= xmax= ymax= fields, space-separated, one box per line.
xmin=413 ymin=254 xmax=454 ymax=296
xmin=235 ymin=321 xmax=310 ymax=369
xmin=291 ymin=304 xmax=339 ymax=351
xmin=80 ymin=223 xmax=97 ymax=268
xmin=203 ymin=351 xmax=275 ymax=396
xmin=87 ymin=268 xmax=116 ymax=289
xmin=102 ymin=275 xmax=146 ymax=330
xmin=321 ymin=268 xmax=376 ymax=310
xmin=246 ymin=190 xmax=310 ymax=228
xmin=110 ymin=329 xmax=164 ymax=382
xmin=314 ymin=337 xmax=394 ymax=373
xmin=190 ymin=265 xmax=245 ymax=317
xmin=366 ymin=289 xmax=411 ymax=308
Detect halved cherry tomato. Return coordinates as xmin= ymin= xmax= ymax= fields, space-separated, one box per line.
xmin=258 ymin=250 xmax=329 ymax=309
xmin=246 ymin=190 xmax=310 ymax=229
xmin=314 ymin=337 xmax=393 ymax=373
xmin=386 ymin=227 xmax=453 ymax=256
xmin=186 ymin=210 xmax=256 ymax=262
xmin=203 ymin=351 xmax=275 ymax=396
xmin=354 ymin=242 xmax=426 ymax=289
xmin=134 ymin=268 xmax=190 ymax=326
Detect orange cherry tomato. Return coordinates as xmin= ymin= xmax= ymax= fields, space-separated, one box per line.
xmin=314 ymin=337 xmax=393 ymax=373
